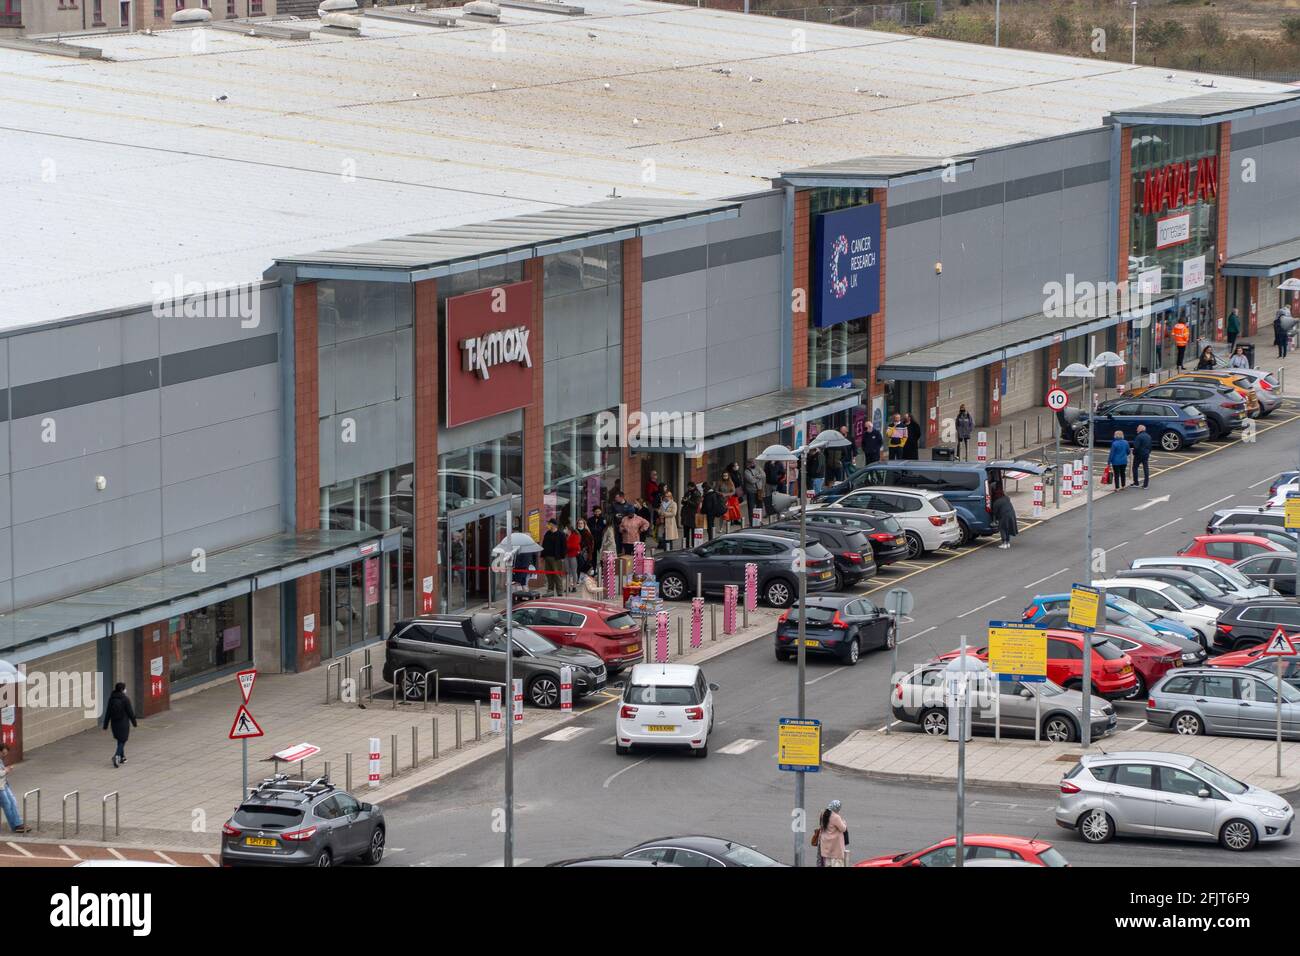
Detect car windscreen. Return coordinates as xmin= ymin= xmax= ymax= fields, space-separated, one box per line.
xmin=1183 ymin=573 xmax=1226 ymax=598
xmin=1159 ymin=586 xmax=1198 ymax=610
xmin=1190 ymin=761 xmax=1248 ymax=796
xmin=233 ymin=805 xmax=306 ymax=829
xmin=1108 ymin=593 xmax=1157 ymax=622
xmin=625 ymin=683 xmax=699 ymax=706
xmin=721 ymin=845 xmax=783 ymax=867
xmin=1213 ymin=563 xmax=1258 ymax=589
xmin=1036 ymin=847 xmax=1070 ymax=868
xmin=511 ymin=627 xmax=559 ymax=655
xmin=783 ymin=605 xmax=837 ymax=624
xmin=603 ymin=612 xmax=638 ymax=630
xmin=805 ymin=542 xmax=833 ymax=559
xmin=929 ymin=496 xmax=954 ymax=512
xmin=1091 ymin=639 xmax=1124 ymax=660
xmin=879 ymin=516 xmax=902 ymax=533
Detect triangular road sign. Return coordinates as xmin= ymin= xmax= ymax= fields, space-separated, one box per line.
xmin=1262 ymin=627 xmax=1297 ymax=657
xmin=228 ymin=704 xmax=264 ymax=740
xmin=237 ymin=669 xmax=257 ymax=704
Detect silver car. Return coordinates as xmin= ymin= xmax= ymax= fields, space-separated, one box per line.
xmin=1056 ymin=752 xmax=1294 ymax=851
xmin=1147 ymin=666 xmax=1300 ymax=740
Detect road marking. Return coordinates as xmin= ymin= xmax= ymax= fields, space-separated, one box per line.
xmin=5 ymin=842 xmax=32 ymax=858
xmin=878 ymin=720 xmax=901 ymax=731
xmin=717 ymin=738 xmax=763 ymax=755
xmin=1126 ymin=719 xmax=1148 ymax=732
xmin=898 ymin=625 xmax=936 ymax=644
xmin=541 ymin=727 xmax=589 ymax=742
xmin=1023 ymin=567 xmax=1069 ymax=589
xmin=108 ymin=848 xmax=127 ymax=861
xmin=1105 ymin=540 xmax=1130 ymax=552
xmin=1249 ymin=473 xmax=1281 ymax=489
xmin=155 ymin=851 xmax=179 ymax=866
xmin=1143 ymin=517 xmax=1182 ymax=535
xmin=957 ymin=595 xmax=1006 ymax=618
xmin=202 ymin=853 xmax=218 ymax=867
xmin=1197 ymin=495 xmax=1235 ymax=512
xmin=60 ymin=845 xmax=79 ymax=861
xmin=602 ymin=757 xmax=649 ymax=789
xmin=806 ymin=668 xmax=845 ymax=685
xmin=1131 ymin=494 xmax=1170 ymax=511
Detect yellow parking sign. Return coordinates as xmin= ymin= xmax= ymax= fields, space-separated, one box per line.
xmin=988 ymin=622 xmax=1047 ymax=679
xmin=1068 ymin=584 xmax=1102 ymax=630
xmin=1285 ymin=495 xmax=1300 ymax=531
xmin=777 ymin=718 xmax=821 ymax=772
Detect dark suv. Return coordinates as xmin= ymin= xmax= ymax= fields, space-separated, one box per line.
xmin=1213 ymin=598 xmax=1300 ymax=652
xmin=654 ymin=530 xmax=836 ymax=608
xmin=220 ymin=775 xmax=385 ymax=867
xmin=769 ymin=519 xmax=876 ymax=589
xmin=777 ymin=507 xmax=909 ymax=566
xmin=383 ymin=615 xmax=606 ymax=708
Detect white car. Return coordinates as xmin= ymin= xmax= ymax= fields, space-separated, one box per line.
xmin=616 ymin=663 xmax=716 ymax=758
xmin=1131 ymin=556 xmax=1274 ymax=601
xmin=810 ymin=486 xmax=960 ymax=558
xmin=1095 ymin=577 xmax=1219 ymax=644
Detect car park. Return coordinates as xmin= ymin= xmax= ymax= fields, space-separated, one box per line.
xmin=783 ymin=508 xmax=909 ymax=566
xmin=1093 ymin=577 xmax=1218 ymax=645
xmin=1147 ymin=667 xmax=1300 ymax=742
xmin=1233 ymin=552 xmax=1298 ymax=596
xmin=384 ymin=615 xmax=606 ymax=707
xmin=1121 ymin=381 xmax=1247 ymax=440
xmin=616 ymin=663 xmax=716 ymax=757
xmin=1205 ymin=507 xmax=1286 ymax=535
xmin=1178 ymin=533 xmax=1289 ymax=565
xmin=620 ymin=835 xmax=785 ymax=867
xmin=775 ymin=595 xmax=896 ymax=665
xmin=1024 ymin=591 xmax=1200 ymax=643
xmin=1210 ymin=598 xmax=1300 ymax=651
xmin=509 ymin=598 xmax=644 ymax=674
xmin=1132 ymin=555 xmax=1274 ymax=601
xmin=855 ymin=834 xmax=1069 ymax=867
xmin=220 ymin=775 xmax=386 ymax=867
xmin=769 ymin=519 xmax=877 ymax=589
xmin=933 ymin=630 xmax=1138 ymax=700
xmin=653 ymin=530 xmax=836 ymax=608
xmin=1113 ymin=566 xmax=1239 ymax=613
xmin=809 ymin=487 xmax=960 ymax=558
xmin=1064 ymin=398 xmax=1209 ymax=451
xmin=1268 ymin=471 xmax=1300 ymax=497
xmin=1057 ymin=752 xmax=1292 ymax=851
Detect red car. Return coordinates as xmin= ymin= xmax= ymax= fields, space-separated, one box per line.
xmin=510 ymin=598 xmax=644 ymax=673
xmin=1208 ymin=645 xmax=1299 ymax=668
xmin=1178 ymin=534 xmax=1287 ymax=565
xmin=856 ymin=834 xmax=1068 ymax=867
xmin=933 ymin=629 xmax=1138 ymax=699
xmin=1088 ymin=627 xmax=1184 ymax=698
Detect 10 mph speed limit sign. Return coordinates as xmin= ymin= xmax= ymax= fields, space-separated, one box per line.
xmin=1046 ymin=387 xmax=1069 ymax=412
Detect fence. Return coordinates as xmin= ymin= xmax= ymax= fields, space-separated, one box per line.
xmin=765 ymin=2 xmax=939 ymax=27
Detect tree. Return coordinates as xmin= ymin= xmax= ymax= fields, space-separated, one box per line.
xmin=1048 ymin=12 xmax=1073 ymax=49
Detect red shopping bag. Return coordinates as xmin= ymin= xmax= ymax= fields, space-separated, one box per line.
xmin=1101 ymin=465 xmax=1112 ymax=485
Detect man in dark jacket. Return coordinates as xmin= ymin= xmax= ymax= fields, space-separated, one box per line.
xmin=541 ymin=520 xmax=567 ymax=595
xmin=860 ymin=420 xmax=884 ymax=464
xmin=589 ymin=507 xmax=608 ymax=552
xmin=102 ymin=682 xmax=138 ymax=768
xmin=902 ymin=413 xmax=921 ymax=460
xmin=806 ymin=448 xmax=826 ymax=494
xmin=701 ymin=482 xmax=725 ymax=540
xmin=1132 ymin=424 xmax=1153 ymax=489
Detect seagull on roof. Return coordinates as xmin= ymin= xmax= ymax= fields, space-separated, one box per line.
xmin=632 ymin=117 xmax=640 ymax=126
xmin=603 ymin=82 xmax=611 ymax=90
xmin=213 ymin=94 xmax=228 ymax=102
xmin=748 ymin=75 xmax=761 ymax=82
xmin=710 ymin=122 xmax=724 ymax=131
xmin=587 ymin=30 xmax=597 ymax=38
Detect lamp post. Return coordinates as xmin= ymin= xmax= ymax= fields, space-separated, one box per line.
xmin=489 ymin=519 xmax=542 ymax=868
xmin=757 ymin=427 xmax=851 ymax=867
xmin=1130 ymin=1 xmax=1138 ymax=65
xmin=1058 ymin=351 xmax=1125 ymax=747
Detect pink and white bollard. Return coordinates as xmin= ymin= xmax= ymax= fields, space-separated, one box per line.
xmin=976 ymin=430 xmax=988 ymax=463
xmin=633 ymin=541 xmax=645 ymax=575
xmin=1032 ymin=480 xmax=1044 ymax=518
xmin=643 ymin=556 xmax=654 ymax=578
xmin=691 ymin=598 xmax=703 ymax=649
xmin=604 ymin=551 xmax=617 ymax=600
xmin=368 ymin=737 xmax=381 ymax=787
xmin=1073 ymin=459 xmax=1084 ymax=495
xmin=490 ymin=686 xmax=503 ymax=733
xmin=512 ymin=678 xmax=523 ymax=725
xmin=693 ymin=528 xmax=704 ymax=547
xmin=655 ymin=611 xmax=669 ymax=663
xmin=743 ymin=562 xmax=758 ymax=612
xmin=1062 ymin=462 xmax=1073 ymax=499
xmin=723 ymin=585 xmax=738 ymax=635
xmin=559 ymin=666 xmax=573 ymax=712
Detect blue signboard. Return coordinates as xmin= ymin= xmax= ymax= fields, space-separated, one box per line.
xmin=813 ymin=203 xmax=881 ymax=329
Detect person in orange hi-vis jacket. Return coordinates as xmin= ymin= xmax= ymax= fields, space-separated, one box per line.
xmin=1172 ymin=318 xmax=1191 ymax=370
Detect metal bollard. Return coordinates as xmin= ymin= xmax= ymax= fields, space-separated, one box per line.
xmin=391 ymin=667 xmax=407 ymax=710
xmin=455 ymin=708 xmax=464 ymax=750
xmin=743 ymin=601 xmax=748 ymax=630
xmin=345 ymin=753 xmax=352 ymax=793
xmin=62 ymin=790 xmax=79 ymax=839
xmin=677 ymin=618 xmax=683 ymax=656
xmin=710 ymin=603 xmax=717 ymax=641
xmin=22 ymin=789 xmax=39 ymax=834
xmin=391 ymin=733 xmax=398 ymax=777
xmin=432 ymin=717 xmax=440 ymax=760
xmin=325 ymin=659 xmax=344 ymax=704
xmin=101 ymin=791 xmax=119 ymax=840
xmin=412 ymin=726 xmax=419 ymax=770
xmin=325 ymin=760 xmax=331 ymax=782
xmin=475 ymin=700 xmax=482 ymax=741
xmin=357 ymin=664 xmax=373 ymax=704
xmin=696 ymin=573 xmax=702 ymax=599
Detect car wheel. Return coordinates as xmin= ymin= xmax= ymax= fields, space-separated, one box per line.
xmin=315 ymin=848 xmax=333 ymax=867
xmin=904 ymin=531 xmax=925 ymax=560
xmin=403 ymin=669 xmax=428 ymax=701
xmin=1207 ymin=419 xmax=1224 ymax=441
xmin=1131 ymin=672 xmax=1146 ymax=699
xmin=1220 ymin=819 xmax=1257 ymax=852
xmin=362 ymin=827 xmax=385 ymax=866
xmin=920 ymin=708 xmax=947 ymax=736
xmin=1043 ymin=715 xmax=1077 ymax=743
xmin=694 ymin=741 xmax=709 ymax=758
xmin=834 ymin=570 xmax=846 ymax=591
xmin=660 ymin=572 xmax=687 ymax=601
xmin=1173 ymin=711 xmax=1204 ymax=736
xmin=843 ymin=639 xmax=860 ymax=666
xmin=529 ymin=675 xmax=561 ymax=708
xmin=1160 ymin=430 xmax=1183 ymax=451
xmin=957 ymin=520 xmax=975 ymax=547
xmin=775 ymin=647 xmax=792 ymax=662
xmin=1078 ymin=809 xmax=1114 ymax=844
xmin=765 ymin=578 xmax=794 ymax=608
xmin=615 ymin=742 xmax=630 ymax=756
xmin=1073 ymin=427 xmax=1091 ymax=447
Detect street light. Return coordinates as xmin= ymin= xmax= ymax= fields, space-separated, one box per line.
xmin=489 ymin=520 xmax=542 ymax=868
xmin=1130 ymin=1 xmax=1138 ymax=65
xmin=1058 ymin=350 xmax=1125 ymax=747
xmin=757 ymin=426 xmax=851 ymax=867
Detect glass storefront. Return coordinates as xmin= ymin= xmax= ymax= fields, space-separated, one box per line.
xmin=545 ymin=410 xmax=617 ymax=528
xmin=808 ymin=316 xmax=871 ymax=389
xmin=438 ymin=434 xmax=523 ymax=516
xmin=439 ymin=433 xmax=523 ymax=613
xmin=168 ymin=595 xmax=251 ymax=687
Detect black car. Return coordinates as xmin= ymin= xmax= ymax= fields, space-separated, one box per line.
xmin=654 ymin=530 xmax=836 ymax=608
xmin=547 ymin=857 xmax=678 ymax=867
xmin=1212 ymin=598 xmax=1300 ymax=652
xmin=383 ymin=615 xmax=606 ymax=708
xmin=769 ymin=519 xmax=877 ymax=589
xmin=1233 ymin=553 xmax=1298 ymax=596
xmin=621 ymin=835 xmax=786 ymax=867
xmin=1129 ymin=381 xmax=1247 ymax=440
xmin=1113 ymin=566 xmax=1240 ymax=613
xmin=220 ymin=775 xmax=385 ymax=867
xmin=779 ymin=507 xmax=909 ymax=566
xmin=774 ymin=595 xmax=896 ymax=665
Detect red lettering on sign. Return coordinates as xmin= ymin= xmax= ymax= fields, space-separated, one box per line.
xmin=1141 ymin=159 xmax=1217 ymax=215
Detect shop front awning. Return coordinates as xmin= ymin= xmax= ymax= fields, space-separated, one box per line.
xmin=877 ymin=293 xmax=1177 ymax=382
xmin=1222 ymin=237 xmax=1300 ymax=278
xmin=633 ymin=387 xmax=863 ymax=455
xmin=0 ymin=528 xmax=401 ymax=665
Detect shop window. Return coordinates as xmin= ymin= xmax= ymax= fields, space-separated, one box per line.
xmin=543 ymin=242 xmax=622 ymax=298
xmin=153 ymin=0 xmax=162 ymax=17
xmin=168 ymin=596 xmax=252 ymax=687
xmin=249 ymin=0 xmax=260 ymax=12
xmin=92 ymin=0 xmax=103 ymax=22
xmin=0 ymin=0 xmax=19 ymax=25
xmin=544 ymin=410 xmax=618 ymax=528
xmin=439 ymin=434 xmax=523 ymax=516
xmin=808 ymin=316 xmax=870 ymax=389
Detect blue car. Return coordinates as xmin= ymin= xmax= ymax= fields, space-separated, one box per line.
xmin=1063 ymin=398 xmax=1209 ymax=452
xmin=1023 ymin=592 xmax=1199 ymax=642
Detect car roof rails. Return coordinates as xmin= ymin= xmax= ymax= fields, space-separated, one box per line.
xmin=249 ymin=773 xmax=335 ymax=800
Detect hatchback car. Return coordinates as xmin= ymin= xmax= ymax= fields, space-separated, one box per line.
xmin=1179 ymin=533 xmax=1288 ymax=565
xmin=1041 ymin=615 xmax=1206 ymax=669
xmin=653 ymin=530 xmax=836 ymax=608
xmin=1065 ymin=398 xmax=1209 ymax=451
xmin=1233 ymin=552 xmax=1298 ymax=596
xmin=810 ymin=486 xmax=960 ymax=558
xmin=1220 ymin=525 xmax=1298 ymax=553
xmin=616 ymin=663 xmax=717 ymax=757
xmin=933 ymin=630 xmax=1138 ymax=700
xmin=775 ymin=595 xmax=896 ymax=665
xmin=220 ymin=775 xmax=385 ymax=867
xmin=620 ymin=835 xmax=785 ymax=867
xmin=1113 ymin=566 xmax=1239 ymax=613
xmin=1024 ymin=591 xmax=1199 ymax=643
xmin=1147 ymin=666 xmax=1300 ymax=740
xmin=1131 ymin=555 xmax=1273 ymax=601
xmin=1202 ymin=362 xmax=1283 ymax=416
xmin=1211 ymin=598 xmax=1300 ymax=651
xmin=1172 ymin=371 xmax=1262 ymax=417
xmin=1122 ymin=381 xmax=1247 ymax=440
xmin=1205 ymin=507 xmax=1286 ymax=536
xmin=856 ymin=834 xmax=1069 ymax=867
xmin=782 ymin=508 xmax=909 ymax=566
xmin=1093 ymin=576 xmax=1219 ymax=645
xmin=509 ymin=599 xmax=644 ymax=674
xmin=768 ymin=519 xmax=877 ymax=589
xmin=1056 ymin=752 xmax=1292 ymax=851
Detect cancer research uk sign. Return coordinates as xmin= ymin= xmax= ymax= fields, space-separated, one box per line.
xmin=814 ymin=203 xmax=881 ymax=329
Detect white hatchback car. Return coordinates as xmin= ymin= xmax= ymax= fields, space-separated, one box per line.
xmin=616 ymin=663 xmax=717 ymax=758
xmin=1094 ymin=577 xmax=1219 ymax=644
xmin=810 ymin=486 xmax=960 ymax=558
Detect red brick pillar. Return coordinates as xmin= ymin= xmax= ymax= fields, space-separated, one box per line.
xmin=1117 ymin=127 xmax=1133 ymax=290
xmin=136 ymin=622 xmax=171 ymax=717
xmin=1215 ymin=123 xmax=1232 ymax=340
xmin=413 ymin=278 xmax=440 ymax=612
xmin=621 ymin=239 xmax=643 ymax=499
xmin=792 ymin=190 xmax=810 ymax=388
xmin=294 ymin=282 xmax=322 ymax=671
xmin=870 ymin=190 xmax=888 ymax=401
xmin=0 ymin=687 xmax=23 ymax=763
xmin=523 ymin=261 xmax=546 ymax=534
xmin=986 ymin=361 xmax=1003 ymax=426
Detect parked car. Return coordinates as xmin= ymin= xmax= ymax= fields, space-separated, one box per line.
xmin=1056 ymin=751 xmax=1293 ymax=851
xmin=1089 ymin=628 xmax=1187 ymax=697
xmin=809 ymin=486 xmax=960 ymax=558
xmin=1093 ymin=576 xmax=1219 ymax=645
xmin=1172 ymin=371 xmax=1263 ymax=417
xmin=1033 ymin=606 xmax=1168 ymax=642
xmin=933 ymin=630 xmax=1138 ymax=700
xmin=220 ymin=775 xmax=386 ymax=867
xmin=1147 ymin=666 xmax=1300 ymax=742
xmin=1224 ymin=525 xmax=1299 ymax=552
xmin=383 ymin=615 xmax=606 ymax=707
xmin=768 ymin=519 xmax=877 ymax=589
xmin=1024 ymin=591 xmax=1200 ymax=643
xmin=1233 ymin=552 xmax=1298 ymax=596
xmin=1208 ymin=648 xmax=1300 ymax=691
xmin=1038 ymin=613 xmax=1206 ymax=667
xmin=1210 ymin=598 xmax=1300 ymax=652
xmin=1179 ymin=533 xmax=1289 ymax=565
xmin=548 ymin=857 xmax=677 ymax=867
xmin=508 ymin=599 xmax=644 ymax=674
xmin=892 ymin=663 xmax=1116 ymax=742
xmin=1131 ymin=555 xmax=1274 ymax=601
xmin=1204 ymin=361 xmax=1283 ymax=417
xmin=1268 ymin=471 xmax=1300 ymax=497
xmin=653 ymin=530 xmax=836 ymax=608
xmin=817 ymin=459 xmax=1047 ymax=546
xmin=616 ymin=663 xmax=717 ymax=757
xmin=1206 ymin=507 xmax=1286 ymax=535
xmin=780 ymin=508 xmax=909 ymax=566
xmin=620 ymin=835 xmax=785 ymax=867
xmin=1113 ymin=566 xmax=1239 ymax=613
xmin=1064 ymin=398 xmax=1209 ymax=451
xmin=775 ymin=595 xmax=896 ymax=665
xmin=855 ymin=834 xmax=1069 ymax=867
xmin=1121 ymin=381 xmax=1247 ymax=440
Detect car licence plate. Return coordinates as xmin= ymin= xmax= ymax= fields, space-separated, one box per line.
xmin=626 ymin=644 xmax=640 ymax=654
xmin=819 ymin=571 xmax=832 ymax=580
xmin=1121 ymin=665 xmax=1133 ymax=675
xmin=895 ymin=536 xmax=905 ymax=545
xmin=646 ymin=725 xmax=677 ymax=733
xmin=244 ymin=837 xmax=278 ymax=848
xmin=804 ymin=640 xmax=820 ymax=647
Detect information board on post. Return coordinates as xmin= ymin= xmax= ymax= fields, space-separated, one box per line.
xmin=777 ymin=718 xmax=821 ymax=772
xmin=987 ymin=621 xmax=1048 ymax=682
xmin=1285 ymin=493 xmax=1300 ymax=531
xmin=1068 ymin=584 xmax=1103 ymax=630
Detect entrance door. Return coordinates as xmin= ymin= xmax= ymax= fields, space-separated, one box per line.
xmin=442 ymin=497 xmax=516 ymax=614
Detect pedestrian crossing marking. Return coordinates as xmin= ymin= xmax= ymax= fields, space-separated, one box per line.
xmin=541 ymin=727 xmax=589 ymax=742
xmin=480 ymin=857 xmax=531 ymax=867
xmin=717 ymin=738 xmax=763 ymax=755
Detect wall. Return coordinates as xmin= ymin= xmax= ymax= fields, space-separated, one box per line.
xmin=885 ymin=129 xmax=1112 ymax=356
xmin=542 ymin=244 xmax=622 ymax=426
xmin=0 ymin=285 xmax=283 ymax=611
xmin=641 ymin=192 xmax=784 ymax=414
xmin=1227 ymin=105 xmax=1300 ymax=256
xmin=18 ymin=642 xmax=99 ymax=751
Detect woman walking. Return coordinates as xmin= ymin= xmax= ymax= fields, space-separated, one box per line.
xmin=102 ymin=682 xmax=138 ymax=768
xmin=1195 ymin=345 xmax=1216 ymax=370
xmin=1108 ymin=430 xmax=1130 ymax=491
xmin=1230 ymin=346 xmax=1250 ymax=369
xmin=990 ymin=485 xmax=1018 ymax=550
xmin=659 ymin=488 xmax=681 ymax=552
xmin=815 ymin=800 xmax=850 ymax=867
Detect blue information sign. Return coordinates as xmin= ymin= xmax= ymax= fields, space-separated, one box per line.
xmin=813 ymin=203 xmax=881 ymax=328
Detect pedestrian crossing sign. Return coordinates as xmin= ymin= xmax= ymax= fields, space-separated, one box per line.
xmin=1262 ymin=627 xmax=1297 ymax=657
xmin=228 ymin=704 xmax=264 ymax=739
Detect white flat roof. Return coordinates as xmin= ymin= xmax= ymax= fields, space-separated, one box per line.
xmin=0 ymin=0 xmax=1285 ymax=329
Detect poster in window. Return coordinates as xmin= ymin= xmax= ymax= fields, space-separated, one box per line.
xmin=364 ymin=558 xmax=380 ymax=606
xmin=222 ymin=626 xmax=242 ymax=653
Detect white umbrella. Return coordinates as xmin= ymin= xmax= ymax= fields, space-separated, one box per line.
xmin=0 ymin=661 xmax=27 ymax=684
xmin=1277 ymin=278 xmax=1300 ymax=292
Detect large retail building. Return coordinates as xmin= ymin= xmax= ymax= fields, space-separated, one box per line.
xmin=2 ymin=0 xmax=1299 ymax=754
